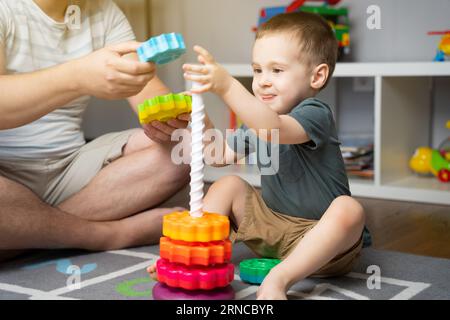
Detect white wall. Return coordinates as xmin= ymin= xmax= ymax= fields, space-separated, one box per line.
xmin=151 ymin=0 xmax=450 ymax=91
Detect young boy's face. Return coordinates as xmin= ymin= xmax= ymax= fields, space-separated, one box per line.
xmin=252 ymin=32 xmax=314 ymax=114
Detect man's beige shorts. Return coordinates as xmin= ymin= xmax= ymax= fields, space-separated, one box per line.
xmin=0 ymin=129 xmax=139 ymax=206
xmin=230 ymin=183 xmax=363 ymax=277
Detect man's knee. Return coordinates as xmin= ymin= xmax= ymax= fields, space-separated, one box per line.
xmin=164 ymin=161 xmax=190 ymax=188
xmin=128 ymin=137 xmax=190 ymax=185
xmin=123 ymin=129 xmax=155 ymax=156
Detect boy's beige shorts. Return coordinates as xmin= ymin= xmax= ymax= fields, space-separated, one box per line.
xmin=230 ymin=183 xmax=363 ymax=277
xmin=0 ymin=129 xmax=139 ymax=206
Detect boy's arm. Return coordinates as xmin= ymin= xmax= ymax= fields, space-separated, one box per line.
xmin=204 ymin=113 xmax=245 ymax=167
xmin=223 ymin=78 xmax=311 ymax=145
xmin=183 ymin=46 xmax=311 ymax=145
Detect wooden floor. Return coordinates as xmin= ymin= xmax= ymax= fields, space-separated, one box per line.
xmin=356 ymin=197 xmax=450 ymax=259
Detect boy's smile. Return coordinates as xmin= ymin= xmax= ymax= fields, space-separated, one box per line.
xmin=260 ymin=94 xmax=277 ymax=102
xmin=252 ymin=33 xmax=314 ymax=114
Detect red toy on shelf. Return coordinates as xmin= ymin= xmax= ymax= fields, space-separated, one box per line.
xmin=427 ymin=30 xmax=450 ymax=62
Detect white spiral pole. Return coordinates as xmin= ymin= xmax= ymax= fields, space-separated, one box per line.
xmin=189 ymin=83 xmax=205 ymax=218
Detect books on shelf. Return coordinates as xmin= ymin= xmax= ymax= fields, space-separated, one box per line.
xmin=341 ymin=144 xmax=374 ymax=179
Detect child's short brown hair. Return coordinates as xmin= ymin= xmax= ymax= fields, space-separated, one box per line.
xmin=256 ymin=11 xmax=338 ymax=89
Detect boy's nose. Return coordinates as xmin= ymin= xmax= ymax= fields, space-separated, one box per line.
xmin=258 ymin=75 xmax=272 ymax=87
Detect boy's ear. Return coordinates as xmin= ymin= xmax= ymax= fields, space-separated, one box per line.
xmin=310 ymin=63 xmax=329 ymax=90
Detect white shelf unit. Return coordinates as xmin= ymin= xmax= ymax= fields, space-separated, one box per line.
xmin=203 ymin=62 xmax=450 ymax=206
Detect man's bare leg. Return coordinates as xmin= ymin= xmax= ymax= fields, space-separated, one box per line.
xmin=257 ymin=196 xmax=365 ymax=300
xmin=0 ymin=175 xmax=184 ymax=263
xmin=58 ymin=130 xmax=190 ymax=221
xmin=0 ymin=176 xmax=111 ymax=253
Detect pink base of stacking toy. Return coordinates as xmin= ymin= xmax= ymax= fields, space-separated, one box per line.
xmin=152 ymin=282 xmax=235 ymax=300
xmin=156 ymin=258 xmax=234 ymax=290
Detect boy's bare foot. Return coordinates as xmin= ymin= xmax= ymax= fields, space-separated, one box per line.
xmin=147 ymin=263 xmax=158 ymax=281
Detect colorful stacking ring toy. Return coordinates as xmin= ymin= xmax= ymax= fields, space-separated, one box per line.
xmin=156 ymin=258 xmax=234 ymax=291
xmin=159 ymin=237 xmax=232 ymax=266
xmin=138 ymin=93 xmax=192 ymax=124
xmin=137 ymin=32 xmax=186 ymax=64
xmin=239 ymin=258 xmax=281 ymax=285
xmin=163 ymin=211 xmax=230 ymax=242
xmin=149 ymin=73 xmax=235 ymax=300
xmin=151 ymin=211 xmax=235 ymax=298
xmin=153 ymin=283 xmax=235 ymax=300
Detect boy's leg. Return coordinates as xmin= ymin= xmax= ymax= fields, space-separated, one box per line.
xmin=257 ymin=195 xmax=365 ymax=300
xmin=203 ymin=175 xmax=248 ymax=226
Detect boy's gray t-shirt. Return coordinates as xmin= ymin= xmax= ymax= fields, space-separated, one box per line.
xmin=227 ymin=98 xmax=372 ymax=246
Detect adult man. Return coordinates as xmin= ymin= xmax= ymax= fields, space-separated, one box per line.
xmin=0 ymin=0 xmax=190 ymax=261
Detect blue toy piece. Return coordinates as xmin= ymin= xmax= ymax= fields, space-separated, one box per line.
xmin=137 ymin=33 xmax=186 ymax=65
xmin=434 ymin=50 xmax=446 ymax=62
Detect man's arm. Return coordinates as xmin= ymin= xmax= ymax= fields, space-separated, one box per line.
xmin=125 ymin=52 xmax=170 ymax=113
xmin=0 ymin=46 xmax=82 ymax=129
xmin=124 ymin=52 xmax=192 ymax=144
xmin=0 ymin=41 xmax=154 ymax=130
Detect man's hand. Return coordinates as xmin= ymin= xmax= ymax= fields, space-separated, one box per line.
xmin=183 ymin=46 xmax=233 ymax=96
xmin=143 ymin=113 xmax=191 ymax=144
xmin=74 ymin=41 xmax=155 ymax=99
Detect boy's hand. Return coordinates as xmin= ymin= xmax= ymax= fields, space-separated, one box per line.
xmin=183 ymin=46 xmax=233 ymax=96
xmin=75 ymin=41 xmax=156 ymax=100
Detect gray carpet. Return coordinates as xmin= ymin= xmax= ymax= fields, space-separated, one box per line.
xmin=0 ymin=243 xmax=448 ymax=300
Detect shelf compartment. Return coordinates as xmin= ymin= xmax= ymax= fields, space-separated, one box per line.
xmin=378 ymin=77 xmax=432 ymax=186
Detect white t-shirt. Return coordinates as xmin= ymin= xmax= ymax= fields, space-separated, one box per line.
xmin=0 ymin=0 xmax=135 ymax=160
